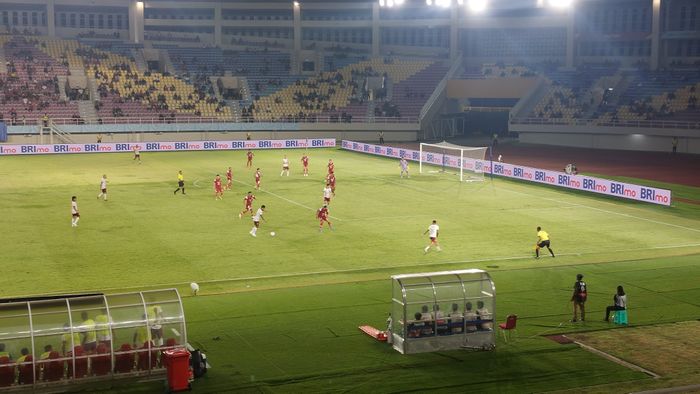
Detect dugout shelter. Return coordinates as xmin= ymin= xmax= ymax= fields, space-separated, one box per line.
xmin=390 ymin=269 xmax=495 ymax=354
xmin=0 ymin=289 xmax=186 ymax=391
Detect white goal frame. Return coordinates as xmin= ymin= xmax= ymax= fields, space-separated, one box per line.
xmin=419 ymin=141 xmax=489 ymax=182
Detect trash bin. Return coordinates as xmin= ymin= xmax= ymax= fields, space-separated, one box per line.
xmin=163 ymin=348 xmax=192 ymax=392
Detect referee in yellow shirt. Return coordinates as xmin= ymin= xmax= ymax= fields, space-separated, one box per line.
xmin=174 ymin=170 xmax=186 ymax=195
xmin=535 ymin=226 xmax=555 ymax=258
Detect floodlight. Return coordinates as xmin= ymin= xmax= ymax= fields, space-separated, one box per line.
xmin=387 ymin=0 xmax=394 ymax=7
xmin=457 ymin=0 xmax=464 ymax=5
xmin=379 ymin=0 xmax=385 ymax=6
xmin=293 ymin=1 xmax=300 ymax=7
xmin=467 ymin=0 xmax=488 ymax=12
xmin=548 ymin=0 xmax=573 ymax=8
xmin=426 ymin=0 xmax=433 ymax=5
xmin=395 ymin=0 xmax=405 ymax=5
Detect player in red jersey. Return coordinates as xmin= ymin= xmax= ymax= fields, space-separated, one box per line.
xmin=254 ymin=168 xmax=262 ymax=189
xmin=239 ymin=191 xmax=256 ymax=218
xmin=226 ymin=167 xmax=233 ymax=190
xmin=301 ymin=154 xmax=309 ymax=176
xmin=213 ymin=175 xmax=224 ymax=200
xmin=327 ymin=172 xmax=336 ymax=195
xmin=317 ymin=204 xmax=333 ymax=232
xmin=246 ymin=150 xmax=254 ymax=168
xmin=327 ymin=159 xmax=335 ymax=175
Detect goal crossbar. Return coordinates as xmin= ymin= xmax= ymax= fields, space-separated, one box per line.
xmin=419 ymin=141 xmax=489 ymax=182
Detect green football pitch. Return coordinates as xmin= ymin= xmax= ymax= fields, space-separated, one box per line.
xmin=1 ymin=148 xmax=699 ymax=393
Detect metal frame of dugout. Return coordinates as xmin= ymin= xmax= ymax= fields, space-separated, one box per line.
xmin=0 ymin=289 xmax=187 ymax=391
xmin=391 ymin=269 xmax=496 ymax=354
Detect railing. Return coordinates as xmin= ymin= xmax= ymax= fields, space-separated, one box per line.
xmin=8 ymin=115 xmax=420 ymax=126
xmin=511 ymin=117 xmax=700 ymax=130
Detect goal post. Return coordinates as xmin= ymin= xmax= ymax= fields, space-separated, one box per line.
xmin=419 ymin=141 xmax=489 ymax=182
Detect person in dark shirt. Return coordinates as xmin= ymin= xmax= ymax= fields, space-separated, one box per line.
xmin=571 ymin=274 xmax=587 ymax=322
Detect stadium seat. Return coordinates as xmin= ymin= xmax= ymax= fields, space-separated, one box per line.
xmin=43 ymin=351 xmax=64 ymax=381
xmin=0 ymin=356 xmax=15 ymax=387
xmin=17 ymin=355 xmax=34 ymax=384
xmin=91 ymin=344 xmax=111 ymax=376
xmin=613 ymin=310 xmax=628 ymax=325
xmin=498 ymin=314 xmax=518 ymax=342
xmin=137 ymin=342 xmax=159 ymax=371
xmin=114 ymin=344 xmax=134 ymax=373
xmin=67 ymin=346 xmax=88 ymax=379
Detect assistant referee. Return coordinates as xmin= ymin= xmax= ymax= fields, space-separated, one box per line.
xmin=535 ymin=226 xmax=555 ymax=258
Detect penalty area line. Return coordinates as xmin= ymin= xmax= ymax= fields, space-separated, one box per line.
xmin=232 ymin=178 xmax=343 ymax=221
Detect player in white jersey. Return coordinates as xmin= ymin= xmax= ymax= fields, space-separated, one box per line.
xmin=249 ymin=205 xmax=266 ymax=237
xmin=280 ymin=155 xmax=290 ymax=176
xmin=71 ymin=196 xmax=80 ymax=227
xmin=423 ymin=220 xmax=441 ymax=253
xmin=97 ymin=174 xmax=108 ymax=201
xmin=399 ymin=158 xmax=409 ymax=178
xmin=322 ymin=184 xmax=333 ymax=205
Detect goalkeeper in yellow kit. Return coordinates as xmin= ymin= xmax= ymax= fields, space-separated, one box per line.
xmin=535 ymin=226 xmax=555 ymax=258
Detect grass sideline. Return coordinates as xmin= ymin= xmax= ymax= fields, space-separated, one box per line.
xmin=1 ymin=147 xmax=699 ymax=393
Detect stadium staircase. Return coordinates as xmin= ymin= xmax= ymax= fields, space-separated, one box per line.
xmin=161 ymin=51 xmax=177 ymax=74
xmin=0 ymin=46 xmax=7 ymax=73
xmin=47 ymin=120 xmax=74 ymax=144
xmin=57 ymin=75 xmax=69 ymax=101
xmin=77 ymin=100 xmax=98 ymax=123
xmin=132 ymin=49 xmax=148 ymax=73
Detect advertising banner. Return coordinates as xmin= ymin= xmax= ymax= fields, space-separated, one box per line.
xmin=341 ymin=140 xmax=671 ymax=206
xmin=0 ymin=138 xmax=336 ymax=156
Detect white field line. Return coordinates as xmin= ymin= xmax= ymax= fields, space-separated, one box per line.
xmin=29 ymin=242 xmax=700 ymax=296
xmin=342 ymin=214 xmax=434 ymax=222
xmin=501 ymin=186 xmax=700 ymax=234
xmin=192 ymin=179 xmax=201 ymax=188
xmin=232 ymin=178 xmax=343 ymax=221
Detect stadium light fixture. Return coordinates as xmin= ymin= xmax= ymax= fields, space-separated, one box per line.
xmin=379 ymin=0 xmax=385 ymax=6
xmin=548 ymin=0 xmax=573 ymax=8
xmin=387 ymin=0 xmax=394 ymax=7
xmin=457 ymin=0 xmax=464 ymax=5
xmin=293 ymin=1 xmax=300 ymax=7
xmin=467 ymin=0 xmax=488 ymax=13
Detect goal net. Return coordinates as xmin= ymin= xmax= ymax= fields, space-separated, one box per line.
xmin=419 ymin=141 xmax=489 ymax=182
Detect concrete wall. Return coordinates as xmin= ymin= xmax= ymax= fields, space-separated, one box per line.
xmin=6 ymin=130 xmax=418 ymax=144
xmin=519 ymin=132 xmax=698 ymax=154
xmin=447 ymin=78 xmax=538 ymax=99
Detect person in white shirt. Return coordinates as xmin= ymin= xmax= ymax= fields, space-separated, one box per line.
xmin=448 ymin=303 xmax=463 ymax=334
xmin=322 ymin=184 xmax=333 ymax=205
xmin=605 ymin=285 xmax=627 ymax=322
xmin=249 ymin=205 xmax=266 ymax=237
xmin=97 ymin=174 xmax=108 ymax=201
xmin=280 ymin=155 xmax=290 ymax=176
xmin=476 ymin=301 xmax=493 ymax=330
xmin=71 ymin=196 xmax=80 ymax=227
xmin=399 ymin=158 xmax=409 ymax=178
xmin=464 ymin=302 xmax=478 ymax=332
xmin=423 ymin=220 xmax=441 ymax=253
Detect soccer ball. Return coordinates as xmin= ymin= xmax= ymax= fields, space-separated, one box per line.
xmin=190 ymin=282 xmax=199 ymax=296
xmin=270 ymin=231 xmax=276 ymax=237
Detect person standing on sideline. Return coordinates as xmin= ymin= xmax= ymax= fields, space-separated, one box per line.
xmin=174 ymin=170 xmax=186 ymax=195
xmin=423 ymin=220 xmax=441 ymax=253
xmin=672 ymin=136 xmax=678 ymax=154
xmin=378 ymin=131 xmax=385 ymax=144
xmin=97 ymin=174 xmax=108 ymax=201
xmin=400 ymin=157 xmax=409 ymax=178
xmin=571 ymin=274 xmax=587 ymax=322
xmin=249 ymin=205 xmax=266 ymax=237
xmin=133 ymin=145 xmax=141 ymax=162
xmin=535 ymin=226 xmax=555 ymax=258
xmin=605 ymin=286 xmax=627 ymax=322
xmin=492 ymin=133 xmax=499 ymax=149
xmin=71 ymin=196 xmax=80 ymax=227
xmin=280 ymin=155 xmax=290 ymax=176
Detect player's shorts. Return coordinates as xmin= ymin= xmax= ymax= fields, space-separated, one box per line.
xmin=538 ymin=240 xmax=550 ymax=248
xmin=245 ymin=205 xmax=252 ymax=211
xmin=83 ymin=341 xmax=96 ymax=352
xmin=134 ymin=153 xmax=140 ymax=157
xmin=324 ymin=197 xmax=331 ymax=202
xmin=178 ymin=181 xmax=184 ymax=187
xmin=215 ymin=188 xmax=223 ymax=193
xmin=430 ymin=237 xmax=437 ymax=242
xmin=253 ymin=221 xmax=260 ymax=227
xmin=283 ymin=165 xmax=289 ymax=170
xmin=101 ymin=188 xmax=107 ymax=193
